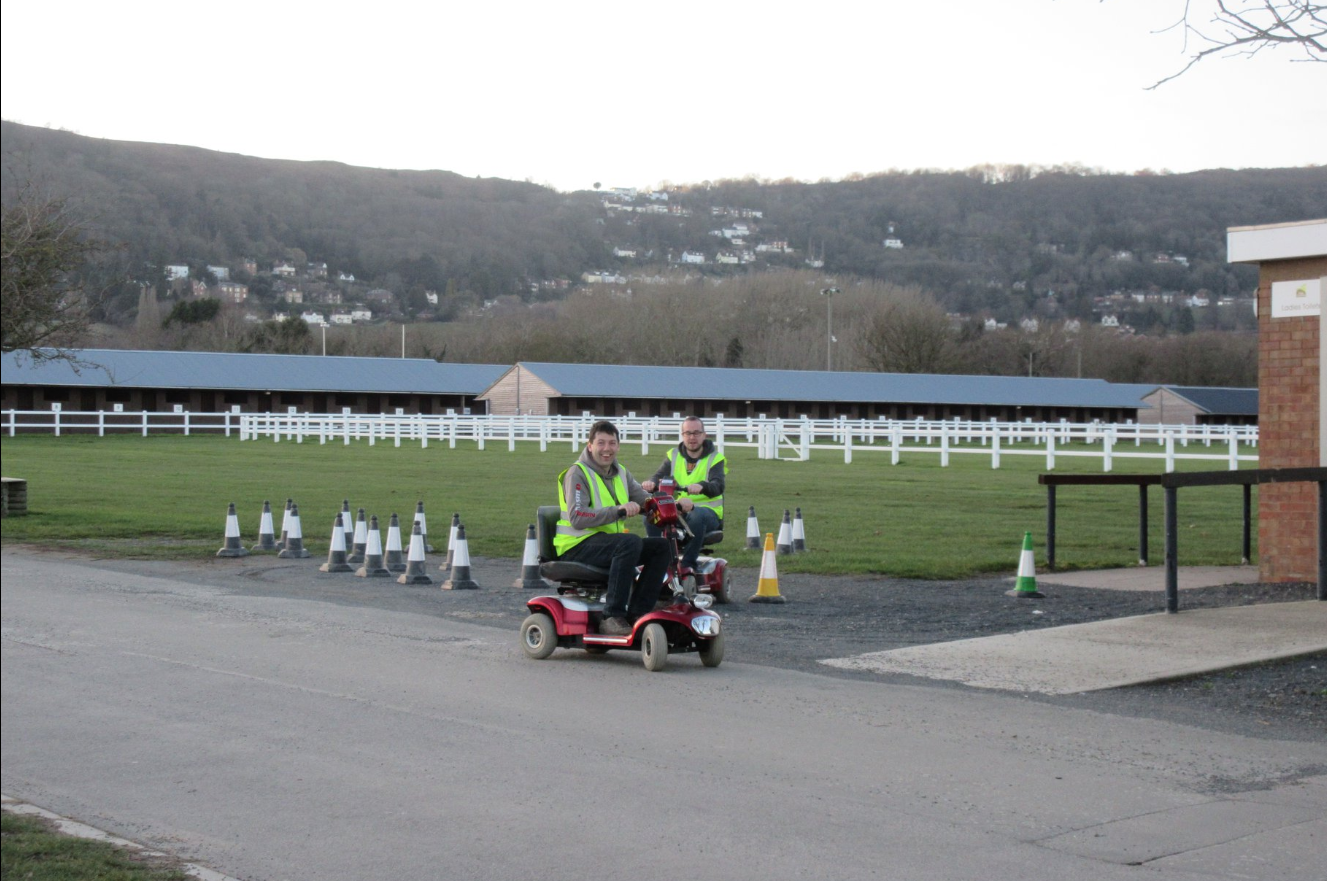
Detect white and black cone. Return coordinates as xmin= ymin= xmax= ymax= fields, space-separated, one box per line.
xmin=252 ymin=500 xmax=279 ymax=552
xmin=443 ymin=512 xmax=461 ymax=570
xmin=347 ymin=507 xmax=368 ymax=564
xmin=276 ymin=498 xmax=293 ymax=551
xmin=340 ymin=499 xmax=354 ymax=549
xmin=217 ymin=502 xmax=250 ymax=557
xmin=320 ymin=513 xmax=353 ymax=572
xmin=355 ymin=515 xmax=391 ymax=578
xmin=745 ymin=506 xmax=761 ymax=549
xmin=398 ymin=522 xmax=434 ymax=584
xmin=515 ymin=524 xmax=545 ymax=589
xmin=384 ymin=512 xmax=406 ymax=572
xmin=776 ymin=509 xmax=794 ymax=555
xmin=414 ymin=501 xmax=434 ymax=553
xmin=792 ymin=507 xmax=807 ymax=553
xmin=442 ymin=524 xmax=479 ymax=590
xmin=278 ymin=504 xmax=311 ymax=558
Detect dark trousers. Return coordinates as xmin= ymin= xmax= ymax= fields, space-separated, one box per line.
xmin=559 ymin=532 xmax=671 ymax=618
xmin=644 ymin=506 xmax=720 ymax=570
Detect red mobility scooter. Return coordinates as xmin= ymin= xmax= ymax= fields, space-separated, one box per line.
xmin=520 ymin=492 xmax=724 ymax=672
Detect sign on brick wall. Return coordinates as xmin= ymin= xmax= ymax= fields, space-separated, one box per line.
xmin=1270 ymin=278 xmax=1322 ymax=318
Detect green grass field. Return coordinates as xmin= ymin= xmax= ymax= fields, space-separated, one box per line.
xmin=0 ymin=434 xmax=1258 ymax=579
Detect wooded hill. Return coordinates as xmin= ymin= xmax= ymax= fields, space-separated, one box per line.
xmin=3 ymin=120 xmax=1325 ymax=334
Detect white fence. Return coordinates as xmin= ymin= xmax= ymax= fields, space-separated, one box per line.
xmin=3 ymin=409 xmax=1259 ymax=473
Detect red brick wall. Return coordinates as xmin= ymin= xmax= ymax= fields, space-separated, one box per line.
xmin=1258 ymin=257 xmax=1326 ymax=581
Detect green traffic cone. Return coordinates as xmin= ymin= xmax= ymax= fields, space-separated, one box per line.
xmin=1006 ymin=531 xmax=1044 ymax=598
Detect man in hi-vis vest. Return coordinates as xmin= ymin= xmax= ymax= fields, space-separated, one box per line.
xmin=555 ymin=420 xmax=671 ymax=635
xmin=641 ymin=416 xmax=727 ymax=575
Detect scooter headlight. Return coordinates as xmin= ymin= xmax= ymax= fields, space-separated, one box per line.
xmin=692 ymin=594 xmax=714 ymax=610
xmin=690 ymin=614 xmax=720 ymax=637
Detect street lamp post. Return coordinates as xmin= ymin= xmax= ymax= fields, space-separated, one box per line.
xmin=820 ymin=287 xmax=839 ymax=371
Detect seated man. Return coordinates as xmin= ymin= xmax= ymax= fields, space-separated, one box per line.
xmin=555 ymin=419 xmax=670 ymax=635
xmin=641 ymin=416 xmax=727 ymax=576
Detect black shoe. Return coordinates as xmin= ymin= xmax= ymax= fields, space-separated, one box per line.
xmin=654 ymin=589 xmax=676 ymax=609
xmin=599 ymin=616 xmax=632 ymax=636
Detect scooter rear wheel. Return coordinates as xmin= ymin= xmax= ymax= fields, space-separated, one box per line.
xmin=520 ymin=612 xmax=558 ymax=659
xmin=714 ymin=568 xmax=733 ymax=605
xmin=641 ymin=622 xmax=668 ymax=672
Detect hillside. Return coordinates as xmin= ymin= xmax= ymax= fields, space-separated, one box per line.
xmin=3 ymin=120 xmax=1325 ymax=335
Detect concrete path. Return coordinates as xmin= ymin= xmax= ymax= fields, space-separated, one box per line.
xmin=822 ymin=600 xmax=1327 ymax=693
xmin=1038 ymin=564 xmax=1263 ymax=592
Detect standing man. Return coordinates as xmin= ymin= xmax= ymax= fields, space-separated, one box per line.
xmin=555 ymin=420 xmax=670 ymax=635
xmin=641 ymin=416 xmax=727 ymax=575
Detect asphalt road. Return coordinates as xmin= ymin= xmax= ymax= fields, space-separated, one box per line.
xmin=2 ymin=549 xmax=1324 ymax=881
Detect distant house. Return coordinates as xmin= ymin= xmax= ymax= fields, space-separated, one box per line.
xmin=308 ymin=262 xmax=328 ymax=279
xmin=425 ymin=291 xmax=439 ymax=305
xmin=365 ymin=289 xmax=395 ymax=304
xmin=680 ymin=251 xmax=706 ymax=265
xmin=883 ymin=238 xmax=904 ymax=249
xmin=218 ymin=281 xmax=249 ymax=303
xmin=338 ymin=272 xmax=356 ymax=283
xmin=165 ymin=264 xmax=190 ymax=280
xmin=350 ymin=309 xmax=372 ymax=322
xmin=207 ymin=265 xmax=230 ymax=281
xmin=283 ymin=289 xmax=304 ymax=305
xmin=716 ymin=252 xmax=739 ymax=265
xmin=613 ymin=247 xmax=637 ymax=258
xmin=1100 ymin=315 xmax=1120 ymax=327
xmin=300 ymin=311 xmax=326 ymax=325
xmin=273 ymin=263 xmax=297 ymax=278
xmin=238 ymin=259 xmax=258 ymax=275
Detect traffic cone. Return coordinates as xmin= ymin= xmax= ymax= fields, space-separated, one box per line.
xmin=252 ymin=500 xmax=279 ymax=552
xmin=397 ymin=521 xmax=433 ymax=584
xmin=216 ymin=502 xmax=249 ymax=557
xmin=340 ymin=499 xmax=354 ymax=549
xmin=414 ymin=501 xmax=434 ymax=553
xmin=745 ymin=505 xmax=761 ymax=549
xmin=277 ymin=498 xmax=293 ymax=550
xmin=443 ymin=512 xmax=461 ymax=570
xmin=347 ymin=508 xmax=368 ymax=564
xmin=749 ymin=533 xmax=786 ymax=603
xmin=384 ymin=512 xmax=406 ymax=572
xmin=776 ymin=510 xmax=793 ymax=555
xmin=278 ymin=504 xmax=310 ymax=558
xmin=792 ymin=507 xmax=807 ymax=552
xmin=320 ymin=513 xmax=353 ymax=573
xmin=1006 ymin=531 xmax=1044 ymax=598
xmin=355 ymin=515 xmax=391 ymax=578
xmin=442 ymin=524 xmax=480 ymax=590
xmin=514 ymin=524 xmax=546 ymax=589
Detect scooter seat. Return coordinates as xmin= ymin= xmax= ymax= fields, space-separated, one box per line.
xmin=703 ymin=530 xmax=723 ymax=546
xmin=539 ymin=560 xmax=610 ymax=583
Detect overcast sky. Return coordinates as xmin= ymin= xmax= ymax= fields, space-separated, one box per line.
xmin=2 ymin=1 xmax=1323 ymax=192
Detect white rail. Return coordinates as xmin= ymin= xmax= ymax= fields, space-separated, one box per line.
xmin=4 ymin=410 xmax=1258 ymax=473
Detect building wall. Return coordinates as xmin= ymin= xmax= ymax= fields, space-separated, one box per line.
xmin=479 ymin=366 xmax=560 ymax=415
xmin=1257 ymin=256 xmax=1326 ymax=582
xmin=1138 ymin=389 xmax=1202 ymax=425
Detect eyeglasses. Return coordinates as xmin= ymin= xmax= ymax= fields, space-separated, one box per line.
xmin=682 ymin=431 xmax=704 ymax=437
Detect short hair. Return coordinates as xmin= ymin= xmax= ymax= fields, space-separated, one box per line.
xmin=588 ymin=420 xmax=619 ymax=441
xmin=682 ymin=416 xmax=705 ymax=430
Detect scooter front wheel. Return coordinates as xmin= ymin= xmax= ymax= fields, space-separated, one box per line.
xmin=520 ymin=612 xmax=558 ymax=660
xmin=641 ymin=622 xmax=668 ymax=672
xmin=698 ymin=630 xmax=725 ymax=668
xmin=714 ymin=567 xmax=733 ymax=605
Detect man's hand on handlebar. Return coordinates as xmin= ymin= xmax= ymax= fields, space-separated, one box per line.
xmin=620 ymin=501 xmax=642 ymax=518
xmin=640 ymin=480 xmax=656 ymax=492
xmin=678 ymin=498 xmax=695 ymax=513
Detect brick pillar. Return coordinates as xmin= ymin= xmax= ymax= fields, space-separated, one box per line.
xmin=1258 ymin=257 xmax=1326 ymax=581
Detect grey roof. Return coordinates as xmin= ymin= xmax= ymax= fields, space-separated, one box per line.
xmin=1159 ymin=386 xmax=1259 ymax=416
xmin=512 ymin=362 xmax=1148 ymax=409
xmin=1 ymin=349 xmax=508 ymax=395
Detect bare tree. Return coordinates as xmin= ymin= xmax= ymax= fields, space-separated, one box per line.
xmin=1150 ymin=1 xmax=1325 ymax=88
xmin=856 ymin=291 xmax=958 ymax=374
xmin=1 ymin=183 xmax=106 ymax=364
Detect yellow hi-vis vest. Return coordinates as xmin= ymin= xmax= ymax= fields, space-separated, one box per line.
xmin=667 ymin=448 xmax=726 ymax=520
xmin=554 ymin=462 xmax=627 ymax=555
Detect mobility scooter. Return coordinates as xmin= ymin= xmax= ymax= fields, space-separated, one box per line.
xmin=520 ymin=490 xmax=724 ymax=672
